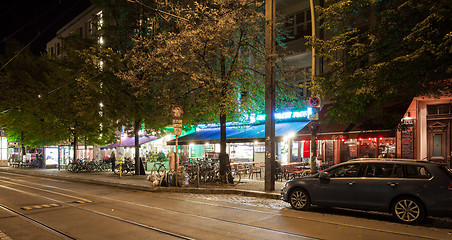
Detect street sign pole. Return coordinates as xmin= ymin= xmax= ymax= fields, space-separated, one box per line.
xmin=309 ymin=97 xmax=320 ymax=174
xmin=172 ymin=106 xmax=183 ymax=187
xmin=310 ymin=119 xmax=318 ymax=174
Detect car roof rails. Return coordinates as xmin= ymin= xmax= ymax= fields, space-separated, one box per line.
xmin=347 ymin=158 xmax=431 ymax=163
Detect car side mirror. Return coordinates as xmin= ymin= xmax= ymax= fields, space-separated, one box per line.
xmin=319 ymin=171 xmax=330 ymax=181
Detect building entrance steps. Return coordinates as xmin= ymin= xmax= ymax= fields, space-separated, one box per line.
xmin=0 ymin=167 xmax=285 ymax=199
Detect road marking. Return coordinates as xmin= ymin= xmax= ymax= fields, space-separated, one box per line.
xmin=0 ymin=230 xmax=13 ymax=240
xmin=21 ymin=204 xmax=61 ymax=211
xmin=73 ymin=200 xmax=93 ymax=204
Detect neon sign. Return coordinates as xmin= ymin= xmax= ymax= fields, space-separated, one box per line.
xmin=196 ymin=108 xmax=312 ymax=129
xmin=250 ymin=108 xmax=313 ymax=123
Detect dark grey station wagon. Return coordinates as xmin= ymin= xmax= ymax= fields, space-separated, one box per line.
xmin=281 ymin=158 xmax=452 ymax=224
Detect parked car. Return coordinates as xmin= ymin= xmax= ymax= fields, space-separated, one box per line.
xmin=281 ymin=158 xmax=452 ymax=224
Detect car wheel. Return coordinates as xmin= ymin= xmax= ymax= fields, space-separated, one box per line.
xmin=289 ymin=188 xmax=311 ymax=210
xmin=392 ymin=197 xmax=425 ymax=224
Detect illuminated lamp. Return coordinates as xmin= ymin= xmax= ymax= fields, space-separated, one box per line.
xmin=368 ymin=138 xmax=371 ymax=140
xmin=341 ymin=138 xmax=345 ymax=142
xmin=379 ymin=137 xmax=383 ymax=140
xmin=358 ymin=138 xmax=363 ymax=141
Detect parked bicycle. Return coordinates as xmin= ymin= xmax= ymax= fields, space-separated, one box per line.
xmin=67 ymin=159 xmax=110 ymax=173
xmin=183 ymin=158 xmax=241 ymax=185
xmin=114 ymin=158 xmax=135 ymax=175
xmin=149 ymin=159 xmax=167 ymax=178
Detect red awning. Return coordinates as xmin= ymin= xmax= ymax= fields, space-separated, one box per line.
xmin=298 ymin=104 xmax=400 ymax=141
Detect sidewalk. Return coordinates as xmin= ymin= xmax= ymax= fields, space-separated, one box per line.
xmin=0 ymin=167 xmax=285 ymax=199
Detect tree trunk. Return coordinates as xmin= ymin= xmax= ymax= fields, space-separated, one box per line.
xmin=219 ymin=56 xmax=229 ymax=180
xmin=134 ymin=119 xmax=144 ymax=175
xmin=264 ymin=0 xmax=276 ymax=191
xmin=73 ymin=133 xmax=77 ymax=162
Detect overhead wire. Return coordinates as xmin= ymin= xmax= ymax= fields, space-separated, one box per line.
xmin=0 ymin=0 xmax=83 ymax=71
xmin=0 ymin=0 xmax=23 ymax=19
xmin=126 ymin=0 xmax=189 ymax=22
xmin=1 ymin=0 xmax=182 ymax=114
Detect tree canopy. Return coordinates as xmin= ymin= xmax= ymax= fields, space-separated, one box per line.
xmin=0 ymin=36 xmax=117 ymax=148
xmin=309 ymin=0 xmax=452 ymax=126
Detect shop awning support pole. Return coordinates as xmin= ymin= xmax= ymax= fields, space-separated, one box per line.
xmin=264 ymin=0 xmax=276 ymax=191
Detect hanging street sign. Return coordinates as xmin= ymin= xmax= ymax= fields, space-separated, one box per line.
xmin=8 ymin=142 xmax=19 ymax=147
xmin=310 ymin=121 xmax=319 ymax=131
xmin=309 ymin=112 xmax=319 ymax=120
xmin=174 ymin=127 xmax=182 ymax=136
xmin=309 ymin=96 xmax=320 ymax=107
xmin=173 ymin=119 xmax=182 ymax=128
xmin=171 ymin=105 xmax=183 ymax=119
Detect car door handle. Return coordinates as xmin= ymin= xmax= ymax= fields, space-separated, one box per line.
xmin=347 ymin=181 xmax=355 ymax=186
xmin=387 ymin=182 xmax=398 ymax=188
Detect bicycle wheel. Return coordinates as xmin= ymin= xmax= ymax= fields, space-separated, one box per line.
xmin=67 ymin=163 xmax=75 ymax=172
xmin=228 ymin=171 xmax=241 ymax=185
xmin=156 ymin=165 xmax=166 ymax=178
xmin=86 ymin=162 xmax=96 ymax=172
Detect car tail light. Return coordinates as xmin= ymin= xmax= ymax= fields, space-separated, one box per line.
xmin=449 ymin=183 xmax=452 ymax=191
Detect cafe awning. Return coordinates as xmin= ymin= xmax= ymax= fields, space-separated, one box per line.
xmin=168 ymin=122 xmax=309 ymax=145
xmin=100 ymin=135 xmax=158 ymax=149
xmin=167 ymin=127 xmax=243 ymax=145
xmin=298 ymin=101 xmax=410 ymax=141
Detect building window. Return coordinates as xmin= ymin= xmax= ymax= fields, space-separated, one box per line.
xmin=427 ymin=104 xmax=452 ymax=115
xmin=285 ymin=9 xmax=311 ymax=41
xmin=89 ymin=20 xmax=94 ymax=35
xmin=56 ymin=43 xmax=60 ymax=55
xmin=50 ymin=47 xmax=54 ymax=54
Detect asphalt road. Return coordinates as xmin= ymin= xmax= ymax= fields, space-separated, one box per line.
xmin=0 ymin=172 xmax=451 ymax=240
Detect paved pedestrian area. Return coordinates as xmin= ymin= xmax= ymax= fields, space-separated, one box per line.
xmin=0 ymin=167 xmax=285 ymax=199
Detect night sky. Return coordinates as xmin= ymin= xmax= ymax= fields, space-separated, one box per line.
xmin=1 ymin=0 xmax=92 ymax=55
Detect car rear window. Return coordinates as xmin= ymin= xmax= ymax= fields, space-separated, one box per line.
xmin=438 ymin=165 xmax=452 ymax=179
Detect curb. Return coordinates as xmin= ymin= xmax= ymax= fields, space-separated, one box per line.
xmin=0 ymin=168 xmax=281 ymax=200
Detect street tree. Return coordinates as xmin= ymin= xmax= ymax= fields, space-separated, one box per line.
xmin=0 ymin=38 xmax=116 ymax=160
xmin=308 ymin=0 xmax=452 ymax=127
xmin=0 ymin=41 xmax=66 ymax=150
xmin=46 ymin=35 xmax=120 ymax=160
xmin=121 ymin=0 xmax=300 ymax=179
xmin=89 ymin=0 xmax=180 ymax=174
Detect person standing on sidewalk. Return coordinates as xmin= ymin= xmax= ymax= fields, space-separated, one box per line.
xmin=110 ymin=151 xmax=116 ymax=172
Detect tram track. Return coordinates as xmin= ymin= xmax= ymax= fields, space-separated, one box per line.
xmin=0 ymin=174 xmax=315 ymax=239
xmin=0 ymin=181 xmax=196 ymax=240
xmin=0 ymin=172 xmax=448 ymax=240
xmin=0 ymin=203 xmax=76 ymax=240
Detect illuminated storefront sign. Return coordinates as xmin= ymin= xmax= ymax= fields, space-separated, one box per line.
xmin=250 ymin=108 xmax=313 ymax=123
xmin=197 ymin=108 xmax=312 ymax=129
